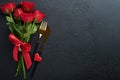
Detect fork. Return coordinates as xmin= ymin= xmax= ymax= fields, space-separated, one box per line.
xmin=38 ymin=21 xmax=47 ymax=39
xmin=30 ymin=21 xmax=48 ymax=78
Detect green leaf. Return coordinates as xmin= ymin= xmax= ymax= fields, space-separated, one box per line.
xmin=30 ymin=24 xmax=38 ymax=34
xmin=7 ymin=22 xmax=14 ymax=33
xmin=26 ymin=23 xmax=38 ymax=34
xmin=7 ymin=22 xmax=23 ymax=39
xmin=9 ymin=26 xmax=13 ymax=33
xmin=23 ymin=33 xmax=31 ymax=42
xmin=23 ymin=33 xmax=30 ymax=38
xmin=17 ymin=24 xmax=25 ymax=33
xmin=6 ymin=16 xmax=14 ymax=23
xmin=25 ymin=23 xmax=32 ymax=32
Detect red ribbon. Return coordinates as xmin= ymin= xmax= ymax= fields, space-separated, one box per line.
xmin=8 ymin=33 xmax=32 ymax=70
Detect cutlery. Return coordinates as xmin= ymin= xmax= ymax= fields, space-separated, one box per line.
xmin=30 ymin=21 xmax=50 ymax=78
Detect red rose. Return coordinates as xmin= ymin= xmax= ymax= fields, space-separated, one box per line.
xmin=20 ymin=1 xmax=35 ymax=12
xmin=20 ymin=12 xmax=34 ymax=23
xmin=14 ymin=8 xmax=23 ymax=19
xmin=34 ymin=10 xmax=45 ymax=23
xmin=0 ymin=2 xmax=16 ymax=14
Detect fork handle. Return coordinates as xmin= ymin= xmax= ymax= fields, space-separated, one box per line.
xmin=30 ymin=51 xmax=41 ymax=78
xmin=30 ymin=36 xmax=43 ymax=78
xmin=30 ymin=26 xmax=50 ymax=78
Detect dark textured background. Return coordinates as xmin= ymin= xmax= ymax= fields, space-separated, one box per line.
xmin=1 ymin=0 xmax=120 ymax=80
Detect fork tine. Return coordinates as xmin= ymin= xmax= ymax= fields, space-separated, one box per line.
xmin=39 ymin=21 xmax=47 ymax=31
xmin=38 ymin=21 xmax=47 ymax=38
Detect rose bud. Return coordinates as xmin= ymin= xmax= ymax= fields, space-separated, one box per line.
xmin=20 ymin=12 xmax=34 ymax=23
xmin=20 ymin=1 xmax=35 ymax=12
xmin=34 ymin=10 xmax=45 ymax=23
xmin=14 ymin=8 xmax=23 ymax=20
xmin=0 ymin=2 xmax=16 ymax=14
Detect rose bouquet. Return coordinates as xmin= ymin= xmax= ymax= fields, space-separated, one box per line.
xmin=0 ymin=1 xmax=49 ymax=79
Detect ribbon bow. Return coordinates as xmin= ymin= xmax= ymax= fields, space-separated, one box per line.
xmin=8 ymin=34 xmax=32 ymax=70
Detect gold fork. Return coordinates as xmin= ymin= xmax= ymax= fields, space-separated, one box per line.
xmin=38 ymin=21 xmax=47 ymax=42
xmin=30 ymin=21 xmax=49 ymax=78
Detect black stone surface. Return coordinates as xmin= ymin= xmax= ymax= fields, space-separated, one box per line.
xmin=1 ymin=0 xmax=120 ymax=80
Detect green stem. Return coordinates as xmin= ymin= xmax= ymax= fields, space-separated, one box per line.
xmin=21 ymin=55 xmax=26 ymax=80
xmin=15 ymin=45 xmax=26 ymax=80
xmin=19 ymin=17 xmax=22 ymax=25
xmin=33 ymin=19 xmax=36 ymax=24
xmin=25 ymin=22 xmax=29 ymax=33
xmin=21 ymin=38 xmax=26 ymax=79
xmin=23 ymin=22 xmax=25 ymax=27
xmin=32 ymin=19 xmax=36 ymax=27
xmin=15 ymin=57 xmax=21 ymax=77
xmin=9 ymin=13 xmax=12 ymax=18
xmin=9 ymin=13 xmax=15 ymax=24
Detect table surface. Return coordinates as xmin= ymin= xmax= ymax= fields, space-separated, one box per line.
xmin=0 ymin=0 xmax=120 ymax=80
